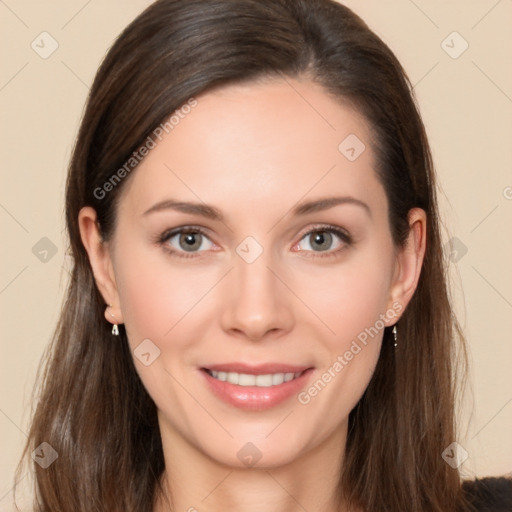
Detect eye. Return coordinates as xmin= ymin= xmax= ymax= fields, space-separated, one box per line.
xmin=158 ymin=227 xmax=215 ymax=257
xmin=294 ymin=226 xmax=352 ymax=256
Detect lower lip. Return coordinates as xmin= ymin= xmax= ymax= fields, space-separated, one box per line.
xmin=200 ymin=368 xmax=314 ymax=411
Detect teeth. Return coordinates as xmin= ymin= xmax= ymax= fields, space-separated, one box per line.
xmin=209 ymin=370 xmax=302 ymax=387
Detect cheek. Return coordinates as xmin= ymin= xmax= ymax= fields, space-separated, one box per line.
xmin=290 ymin=243 xmax=394 ymax=410
xmin=291 ymin=247 xmax=394 ymax=343
xmin=112 ymin=244 xmax=223 ymax=410
xmin=113 ymin=241 xmax=223 ymax=347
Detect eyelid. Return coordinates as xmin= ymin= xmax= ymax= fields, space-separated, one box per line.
xmin=159 ymin=224 xmax=211 ymax=237
xmin=296 ymin=223 xmax=352 ymax=242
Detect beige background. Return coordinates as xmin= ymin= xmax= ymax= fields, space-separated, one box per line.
xmin=1 ymin=0 xmax=511 ymax=508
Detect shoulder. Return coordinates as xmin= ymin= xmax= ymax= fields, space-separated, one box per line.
xmin=461 ymin=477 xmax=512 ymax=511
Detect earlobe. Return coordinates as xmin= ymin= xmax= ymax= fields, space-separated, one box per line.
xmin=386 ymin=208 xmax=427 ymax=320
xmin=78 ymin=206 xmax=124 ymax=325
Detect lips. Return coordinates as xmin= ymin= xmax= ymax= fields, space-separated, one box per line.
xmin=200 ymin=363 xmax=314 ymax=411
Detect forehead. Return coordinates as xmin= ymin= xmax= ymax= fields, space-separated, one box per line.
xmin=118 ymin=76 xmax=385 ymax=221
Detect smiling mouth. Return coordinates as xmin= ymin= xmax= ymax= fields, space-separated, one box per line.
xmin=200 ymin=365 xmax=314 ymax=410
xmin=204 ymin=369 xmax=306 ymax=387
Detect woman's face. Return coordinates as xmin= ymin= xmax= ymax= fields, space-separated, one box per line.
xmin=81 ymin=76 xmax=424 ymax=469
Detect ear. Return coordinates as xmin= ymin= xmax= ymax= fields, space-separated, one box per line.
xmin=78 ymin=206 xmax=124 ymax=326
xmin=386 ymin=207 xmax=427 ymax=321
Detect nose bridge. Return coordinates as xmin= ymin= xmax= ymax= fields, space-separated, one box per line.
xmin=220 ymin=241 xmax=294 ymax=339
xmin=236 ymin=250 xmax=274 ymax=300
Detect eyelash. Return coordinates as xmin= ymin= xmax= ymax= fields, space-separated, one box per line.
xmin=156 ymin=224 xmax=353 ymax=260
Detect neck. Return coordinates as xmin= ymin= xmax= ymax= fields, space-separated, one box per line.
xmin=153 ymin=421 xmax=349 ymax=512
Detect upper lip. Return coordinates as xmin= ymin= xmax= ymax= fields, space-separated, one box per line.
xmin=201 ymin=363 xmax=313 ymax=375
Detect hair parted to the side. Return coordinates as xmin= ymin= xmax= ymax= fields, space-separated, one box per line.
xmin=15 ymin=1 xmax=473 ymax=511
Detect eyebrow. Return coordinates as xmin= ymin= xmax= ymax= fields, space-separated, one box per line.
xmin=292 ymin=196 xmax=371 ymax=218
xmin=142 ymin=196 xmax=371 ymax=220
xmin=143 ymin=199 xmax=224 ymax=221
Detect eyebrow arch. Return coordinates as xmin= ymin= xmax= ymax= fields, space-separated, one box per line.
xmin=143 ymin=199 xmax=224 ymax=221
xmin=143 ymin=196 xmax=371 ymax=221
xmin=292 ymin=196 xmax=372 ymax=218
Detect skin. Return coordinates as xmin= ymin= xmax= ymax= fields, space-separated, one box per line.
xmin=79 ymin=76 xmax=426 ymax=512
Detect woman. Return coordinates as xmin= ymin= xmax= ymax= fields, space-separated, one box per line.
xmin=14 ymin=0 xmax=511 ymax=511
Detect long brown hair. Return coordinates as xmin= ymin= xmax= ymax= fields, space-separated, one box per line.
xmin=16 ymin=1 xmax=471 ymax=510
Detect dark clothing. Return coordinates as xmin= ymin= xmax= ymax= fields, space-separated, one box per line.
xmin=462 ymin=477 xmax=512 ymax=511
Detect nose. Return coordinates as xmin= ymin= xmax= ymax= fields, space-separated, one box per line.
xmin=220 ymin=252 xmax=295 ymax=341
